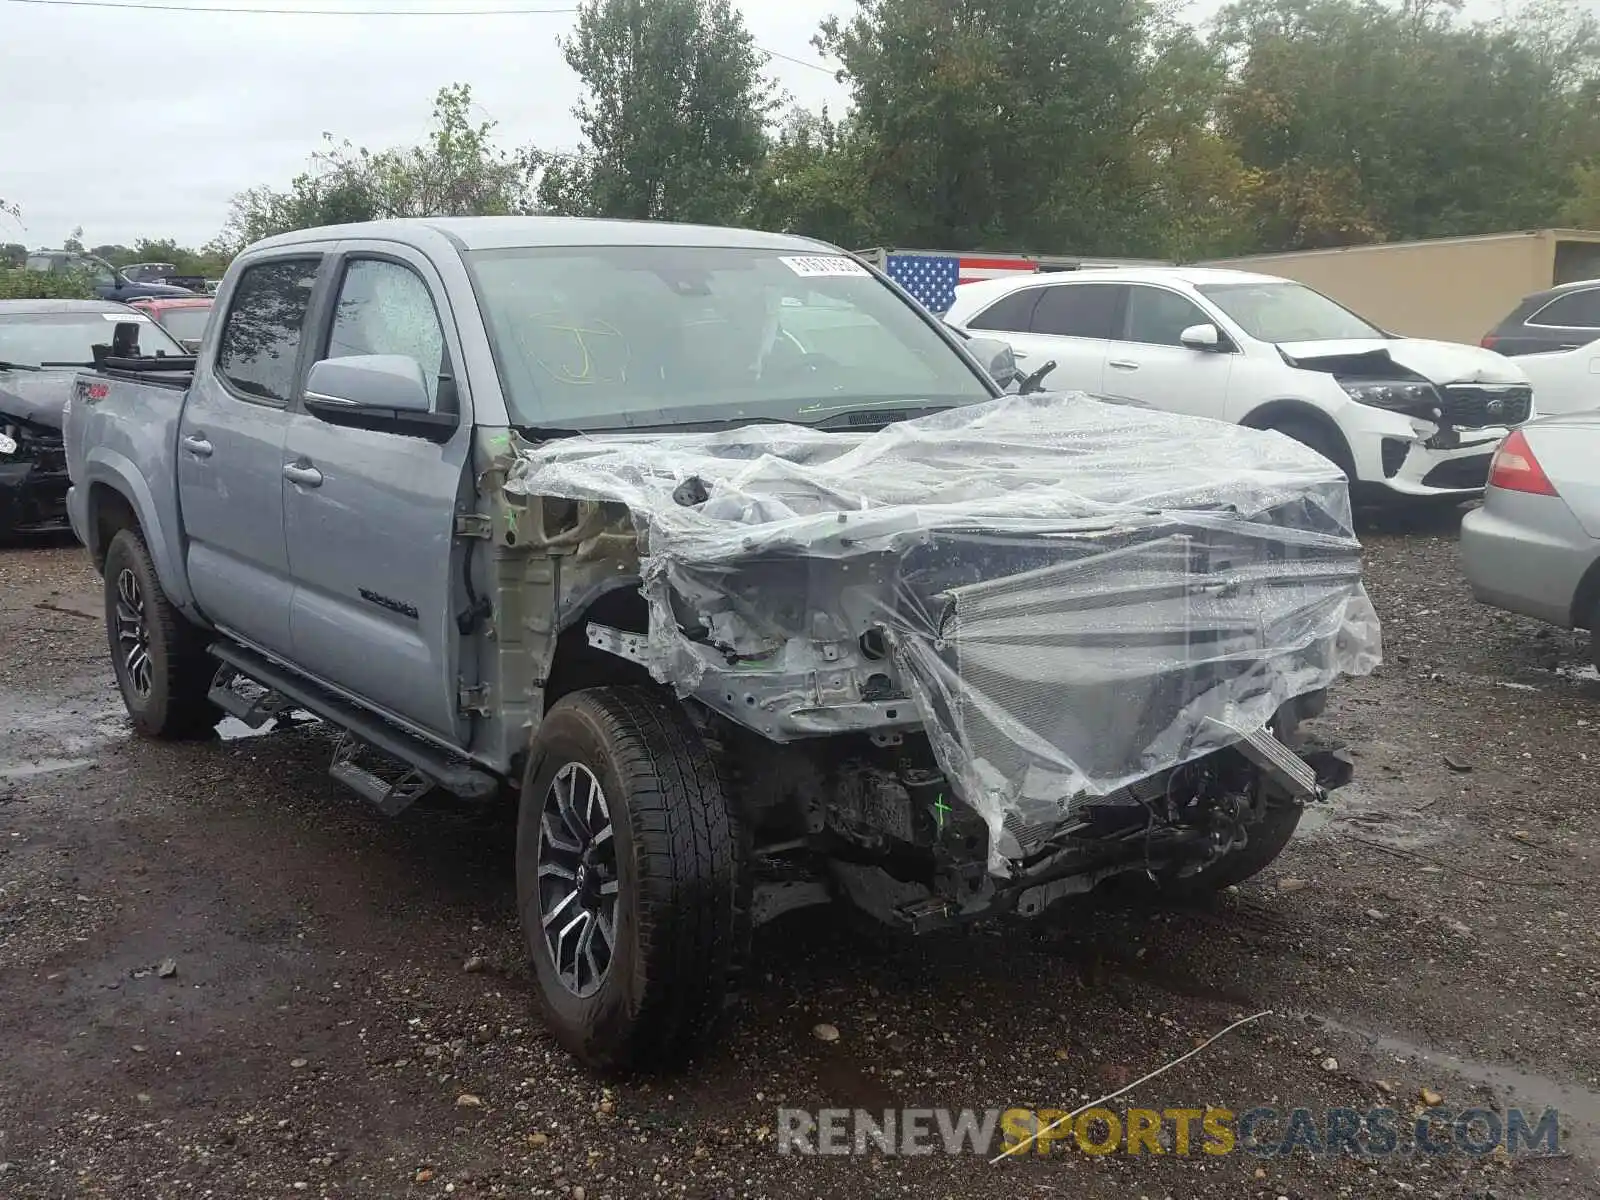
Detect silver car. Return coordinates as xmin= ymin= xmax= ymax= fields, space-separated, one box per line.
xmin=1461 ymin=413 xmax=1600 ymax=668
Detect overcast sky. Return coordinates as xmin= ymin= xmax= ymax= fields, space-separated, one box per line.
xmin=1 ymin=0 xmax=855 ymax=249
xmin=2 ymin=0 xmax=1588 ymax=251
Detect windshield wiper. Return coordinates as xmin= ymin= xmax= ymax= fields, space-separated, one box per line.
xmin=804 ymin=403 xmax=955 ymax=430
xmin=0 ymin=360 xmax=41 ymax=372
xmin=40 ymin=360 xmax=95 ymax=368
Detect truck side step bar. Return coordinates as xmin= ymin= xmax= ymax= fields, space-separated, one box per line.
xmin=208 ymin=642 xmax=500 ymax=814
xmin=207 ymin=664 xmax=297 ymax=729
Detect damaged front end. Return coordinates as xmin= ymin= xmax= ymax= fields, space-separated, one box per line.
xmin=0 ymin=414 xmax=70 ymax=535
xmin=503 ymin=394 xmax=1381 ymax=929
xmin=1280 ymin=340 xmax=1532 ymax=491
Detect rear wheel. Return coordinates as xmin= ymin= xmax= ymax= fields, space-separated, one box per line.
xmin=516 ymin=687 xmax=749 ymax=1072
xmin=102 ymin=529 xmax=219 ymax=739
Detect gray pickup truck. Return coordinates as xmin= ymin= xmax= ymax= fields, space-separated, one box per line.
xmin=64 ymin=217 xmax=1378 ymax=1071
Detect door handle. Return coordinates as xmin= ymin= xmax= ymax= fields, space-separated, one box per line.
xmin=1108 ymin=359 xmax=1140 ymax=371
xmin=283 ymin=462 xmax=323 ymax=488
xmin=182 ymin=434 xmax=213 ymax=458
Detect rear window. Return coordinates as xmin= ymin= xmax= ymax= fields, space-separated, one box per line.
xmin=155 ymin=305 xmax=213 ymax=343
xmin=1529 ymin=288 xmax=1600 ymax=329
xmin=214 ymin=259 xmax=319 ymax=403
xmin=0 ymin=310 xmax=186 ymax=368
xmin=966 ymin=288 xmax=1044 ymax=333
xmin=1030 ymin=283 xmax=1124 ymax=339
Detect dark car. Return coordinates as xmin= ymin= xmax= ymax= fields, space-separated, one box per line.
xmin=24 ymin=251 xmax=194 ymax=304
xmin=0 ymin=299 xmax=187 ymax=537
xmin=1482 ymin=278 xmax=1600 ymax=356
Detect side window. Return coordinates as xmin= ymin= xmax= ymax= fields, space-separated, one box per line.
xmin=1031 ymin=283 xmax=1123 ymax=339
xmin=1530 ymin=288 xmax=1600 ymax=329
xmin=1124 ymin=286 xmax=1213 ymax=346
xmin=326 ymin=259 xmax=448 ymax=406
xmin=965 ymin=289 xmax=1043 ymax=333
xmin=215 ymin=258 xmax=319 ymax=404
xmin=82 ymin=259 xmax=116 ymax=288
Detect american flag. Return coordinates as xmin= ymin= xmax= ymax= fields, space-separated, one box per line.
xmin=884 ymin=253 xmax=1037 ymax=314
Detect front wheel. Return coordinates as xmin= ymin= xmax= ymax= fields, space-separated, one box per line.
xmin=1266 ymin=415 xmax=1356 ymax=482
xmin=102 ymin=529 xmax=219 ymax=739
xmin=1158 ymin=803 xmax=1304 ymax=898
xmin=516 ymin=687 xmax=750 ymax=1072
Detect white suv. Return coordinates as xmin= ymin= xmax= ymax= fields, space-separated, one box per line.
xmin=943 ymin=266 xmax=1533 ymax=499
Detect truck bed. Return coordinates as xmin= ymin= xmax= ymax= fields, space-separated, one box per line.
xmin=64 ymin=362 xmax=197 ymax=614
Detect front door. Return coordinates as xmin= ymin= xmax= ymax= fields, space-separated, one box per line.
xmin=281 ymin=247 xmax=474 ymax=741
xmin=1098 ymin=284 xmax=1236 ymax=420
xmin=178 ymin=256 xmax=322 ymax=656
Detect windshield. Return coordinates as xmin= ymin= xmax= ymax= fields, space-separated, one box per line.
xmin=464 ymin=245 xmax=992 ymax=429
xmin=154 ymin=304 xmax=212 ymax=342
xmin=0 ymin=310 xmax=187 ymax=367
xmin=1198 ymin=281 xmax=1385 ymax=343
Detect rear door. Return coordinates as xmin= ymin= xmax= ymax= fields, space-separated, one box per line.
xmin=1018 ymin=282 xmax=1126 ymax=395
xmin=1098 ymin=284 xmax=1235 ymax=419
xmin=178 ymin=255 xmax=322 ymax=655
xmin=281 ymin=243 xmax=473 ymax=741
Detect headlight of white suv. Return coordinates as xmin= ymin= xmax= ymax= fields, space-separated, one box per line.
xmin=0 ymin=432 xmax=17 ymax=457
xmin=1339 ymin=379 xmax=1443 ymax=420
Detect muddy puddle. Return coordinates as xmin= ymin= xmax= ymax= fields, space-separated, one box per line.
xmin=1307 ymin=1012 xmax=1600 ymax=1154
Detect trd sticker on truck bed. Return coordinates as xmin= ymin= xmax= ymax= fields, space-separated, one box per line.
xmin=359 ymin=589 xmax=420 ymax=620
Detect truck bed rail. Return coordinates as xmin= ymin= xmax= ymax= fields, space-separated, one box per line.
xmin=92 ymin=350 xmax=197 ymax=389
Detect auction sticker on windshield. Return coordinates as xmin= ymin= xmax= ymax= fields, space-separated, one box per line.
xmin=781 ymin=256 xmax=871 ymax=278
xmin=101 ymin=313 xmax=150 ymax=322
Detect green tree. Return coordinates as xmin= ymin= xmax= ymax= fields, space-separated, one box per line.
xmin=220 ymin=84 xmax=537 ymax=250
xmin=542 ymin=0 xmax=779 ymax=223
xmin=817 ymin=0 xmax=1165 ymax=255
xmin=748 ymin=107 xmax=877 ymax=248
xmin=1214 ymin=0 xmax=1600 ymax=249
xmin=1561 ymin=160 xmax=1600 ymax=226
xmin=0 ymin=269 xmax=94 ymax=300
xmin=63 ymin=226 xmax=85 ymax=253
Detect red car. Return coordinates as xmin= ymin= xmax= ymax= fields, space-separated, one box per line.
xmin=127 ymin=295 xmax=214 ymax=352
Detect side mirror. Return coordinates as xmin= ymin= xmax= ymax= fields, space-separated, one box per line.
xmin=1180 ymin=323 xmax=1223 ymax=352
xmin=303 ymin=354 xmax=456 ymax=442
xmin=963 ymin=335 xmax=1021 ymax=388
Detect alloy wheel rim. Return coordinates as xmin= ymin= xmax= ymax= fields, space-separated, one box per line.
xmin=536 ymin=761 xmax=618 ymax=998
xmin=113 ymin=568 xmax=153 ymax=699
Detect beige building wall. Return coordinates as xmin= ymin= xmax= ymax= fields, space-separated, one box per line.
xmin=1201 ymin=231 xmax=1587 ymax=344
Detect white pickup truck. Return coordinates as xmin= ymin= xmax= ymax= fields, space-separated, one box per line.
xmin=64 ymin=217 xmax=1375 ymax=1070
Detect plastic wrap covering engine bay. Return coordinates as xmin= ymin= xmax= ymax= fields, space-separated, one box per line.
xmin=503 ymin=393 xmax=1382 ymax=874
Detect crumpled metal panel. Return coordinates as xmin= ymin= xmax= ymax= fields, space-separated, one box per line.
xmin=504 ymin=394 xmax=1382 ymax=873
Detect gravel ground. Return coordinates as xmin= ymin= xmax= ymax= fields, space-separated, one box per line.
xmin=1 ymin=516 xmax=1598 ymax=1199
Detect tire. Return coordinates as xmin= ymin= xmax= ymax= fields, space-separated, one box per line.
xmin=1267 ymin=414 xmax=1356 ymax=481
xmin=103 ymin=529 xmax=220 ymax=739
xmin=1158 ymin=803 xmax=1304 ymax=898
xmin=516 ymin=686 xmax=750 ymax=1072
